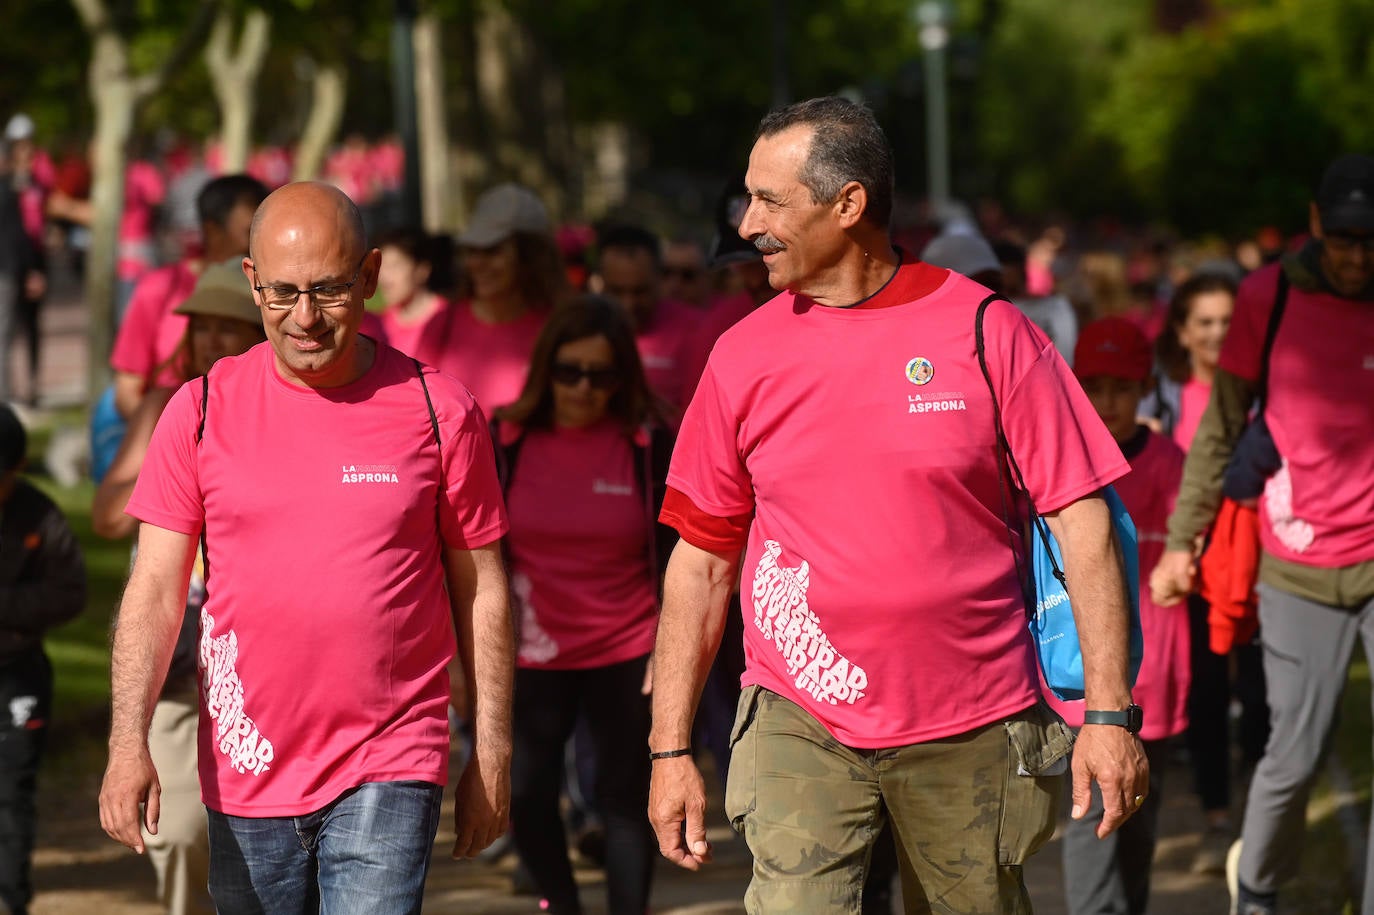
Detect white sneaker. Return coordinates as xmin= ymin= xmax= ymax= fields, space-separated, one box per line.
xmin=1226 ymin=838 xmax=1242 ymax=915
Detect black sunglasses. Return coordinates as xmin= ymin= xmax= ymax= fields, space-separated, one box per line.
xmin=551 ymin=362 xmax=619 ymax=389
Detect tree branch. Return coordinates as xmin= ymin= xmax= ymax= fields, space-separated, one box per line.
xmin=133 ymin=0 xmax=221 ymax=102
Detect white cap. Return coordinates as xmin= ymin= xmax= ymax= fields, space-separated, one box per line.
xmin=4 ymin=113 xmax=34 ymax=142
xmin=920 ymin=232 xmax=1001 ymax=278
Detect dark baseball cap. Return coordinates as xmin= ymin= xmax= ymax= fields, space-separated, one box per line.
xmin=1317 ymin=154 xmax=1374 ymax=233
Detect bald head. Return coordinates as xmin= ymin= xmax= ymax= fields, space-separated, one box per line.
xmin=249 ymin=181 xmax=367 ymax=263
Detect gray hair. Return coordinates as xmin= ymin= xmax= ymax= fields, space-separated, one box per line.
xmin=756 ymin=96 xmax=894 ymax=230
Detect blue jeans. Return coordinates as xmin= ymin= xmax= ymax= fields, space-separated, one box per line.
xmin=206 ymin=780 xmax=443 ymax=915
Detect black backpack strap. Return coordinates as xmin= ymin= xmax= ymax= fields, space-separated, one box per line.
xmin=196 ymin=371 xmax=209 ymax=444
xmin=1256 ymin=267 xmax=1289 ymax=413
xmin=975 ymin=294 xmax=1063 ymax=596
xmin=413 ymin=357 xmax=442 ymax=449
xmin=196 ymin=369 xmax=210 ymax=582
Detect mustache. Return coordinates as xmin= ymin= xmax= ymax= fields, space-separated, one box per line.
xmin=752 ymin=234 xmax=785 ymax=254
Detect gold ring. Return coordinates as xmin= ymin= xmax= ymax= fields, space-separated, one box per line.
xmin=1133 ymin=794 xmax=1145 ymax=807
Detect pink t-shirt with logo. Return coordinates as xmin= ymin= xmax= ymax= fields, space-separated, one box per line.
xmin=127 ymin=342 xmax=508 ymax=816
xmin=1219 ymin=263 xmax=1374 ymax=567
xmin=636 ymin=298 xmax=702 ymax=418
xmin=669 ymin=268 xmax=1128 ymax=748
xmin=109 ymin=261 xmax=198 ymax=389
xmin=505 ymin=421 xmax=658 ymax=670
xmin=433 ymin=301 xmax=545 ymax=415
xmin=1047 ymin=430 xmax=1188 ymax=741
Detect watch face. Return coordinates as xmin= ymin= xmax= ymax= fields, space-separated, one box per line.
xmin=1127 ymin=704 xmax=1144 ymax=733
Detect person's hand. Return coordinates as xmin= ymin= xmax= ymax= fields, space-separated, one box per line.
xmin=1070 ymin=724 xmax=1150 ymax=839
xmin=98 ymin=746 xmax=160 ymax=854
xmin=641 ymin=658 xmax=654 ymax=696
xmin=1149 ymin=549 xmax=1195 ymax=607
xmin=648 ymin=755 xmax=713 ymax=870
xmin=451 ymin=745 xmax=511 ymax=858
xmin=23 ymin=270 xmax=45 ymax=301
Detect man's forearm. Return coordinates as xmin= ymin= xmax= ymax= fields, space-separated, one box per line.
xmin=464 ymin=580 xmax=513 ymax=756
xmin=649 ymin=541 xmax=740 ymax=751
xmin=447 ymin=543 xmax=514 ymax=758
xmin=1165 ymin=369 xmax=1256 ymax=551
xmin=108 ymin=541 xmax=196 ymax=752
xmin=1045 ymin=495 xmax=1132 ymax=709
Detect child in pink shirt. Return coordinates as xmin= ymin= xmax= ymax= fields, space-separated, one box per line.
xmin=1053 ymin=317 xmax=1187 ymax=915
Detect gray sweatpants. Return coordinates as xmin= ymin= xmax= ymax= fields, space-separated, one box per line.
xmin=1238 ymin=581 xmax=1374 ymax=905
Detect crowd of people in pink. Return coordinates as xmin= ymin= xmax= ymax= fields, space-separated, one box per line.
xmin=1 ymin=92 xmax=1371 ymax=915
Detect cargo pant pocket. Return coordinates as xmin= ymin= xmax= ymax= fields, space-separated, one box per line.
xmin=998 ymin=701 xmax=1073 ymax=865
xmin=723 ymin=685 xmax=764 ymax=834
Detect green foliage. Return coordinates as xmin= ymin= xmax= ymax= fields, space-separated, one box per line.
xmin=511 ymin=0 xmax=924 ymax=171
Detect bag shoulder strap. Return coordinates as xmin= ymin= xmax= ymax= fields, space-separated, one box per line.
xmin=413 ymin=357 xmax=442 ymax=450
xmin=1256 ymin=267 xmax=1289 ymax=412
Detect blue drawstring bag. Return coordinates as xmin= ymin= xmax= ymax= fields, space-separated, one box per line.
xmin=1025 ymin=486 xmax=1143 ymax=700
xmin=976 ymin=295 xmax=1144 ymax=701
xmin=90 ymin=384 xmax=127 ymax=484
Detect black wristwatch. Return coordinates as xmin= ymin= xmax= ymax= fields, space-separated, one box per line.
xmin=1083 ymin=704 xmax=1144 ymax=734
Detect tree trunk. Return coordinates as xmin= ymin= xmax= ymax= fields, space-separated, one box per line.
xmin=70 ymin=0 xmax=217 ymax=400
xmin=292 ymin=60 xmax=346 ymax=182
xmin=206 ymin=8 xmax=271 ymax=173
xmin=414 ymin=13 xmax=452 ymax=231
xmin=84 ymin=40 xmax=136 ymax=397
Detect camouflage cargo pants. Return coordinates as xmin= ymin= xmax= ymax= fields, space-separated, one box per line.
xmin=724 ymin=686 xmax=1071 ymax=914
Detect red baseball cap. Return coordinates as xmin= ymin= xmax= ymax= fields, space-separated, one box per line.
xmin=1073 ymin=317 xmax=1152 ymax=382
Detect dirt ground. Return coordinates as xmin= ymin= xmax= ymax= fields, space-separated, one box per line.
xmin=29 ymin=743 xmax=1231 ymax=915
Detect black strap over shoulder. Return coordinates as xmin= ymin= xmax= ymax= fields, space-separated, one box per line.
xmin=975 ymin=294 xmax=1064 ymax=601
xmin=413 ymin=357 xmax=442 ymax=449
xmin=196 ymin=371 xmax=209 ymax=444
xmin=1256 ymin=267 xmax=1289 ymax=413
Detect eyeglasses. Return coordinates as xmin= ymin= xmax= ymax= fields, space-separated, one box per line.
xmin=662 ymin=266 xmax=704 ymax=281
xmin=252 ymin=256 xmax=366 ymax=311
xmin=1324 ymin=233 xmax=1374 ymax=255
xmin=551 ymin=362 xmax=619 ymax=389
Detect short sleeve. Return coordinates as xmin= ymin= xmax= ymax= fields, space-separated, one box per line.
xmin=126 ymin=382 xmax=205 ymax=535
xmin=1217 ymin=263 xmax=1281 ymax=383
xmin=110 ymin=270 xmax=171 ymax=376
xmin=665 ymin=361 xmax=755 ymax=518
xmin=437 ymin=387 xmax=509 ymax=549
xmin=984 ymin=299 xmax=1129 ymax=513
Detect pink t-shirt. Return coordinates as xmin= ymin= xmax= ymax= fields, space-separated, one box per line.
xmin=433 ymin=301 xmax=545 ymax=415
xmin=1047 ymin=430 xmax=1188 ymax=741
xmin=669 ymin=268 xmax=1129 ymax=747
xmin=126 ymin=342 xmax=508 ymax=816
xmin=1173 ymin=376 xmax=1211 ymax=453
xmin=109 ymin=261 xmax=198 ymax=389
xmin=381 ymin=296 xmax=453 ymax=366
xmin=506 ymin=421 xmax=658 ymax=670
xmin=1219 ymin=263 xmax=1374 ymax=567
xmin=118 ymin=160 xmax=166 ymax=281
xmin=636 ymin=298 xmax=702 ymax=418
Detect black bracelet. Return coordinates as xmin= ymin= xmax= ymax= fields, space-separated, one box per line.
xmin=649 ymin=747 xmax=692 ymax=760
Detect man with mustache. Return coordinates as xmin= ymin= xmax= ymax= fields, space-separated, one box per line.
xmin=647 ymin=96 xmax=1147 ymax=913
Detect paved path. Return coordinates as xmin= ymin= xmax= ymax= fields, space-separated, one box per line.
xmin=31 ymin=750 xmax=1230 ymax=914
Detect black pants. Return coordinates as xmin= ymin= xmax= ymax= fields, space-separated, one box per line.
xmin=510 ymin=654 xmax=655 ymax=915
xmin=1186 ymin=593 xmax=1269 ymax=812
xmin=0 ymin=649 xmax=52 ymax=915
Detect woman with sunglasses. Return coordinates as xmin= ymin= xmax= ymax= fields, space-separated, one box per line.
xmin=92 ymin=258 xmax=268 ymax=915
xmin=492 ymin=295 xmax=675 ymax=915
